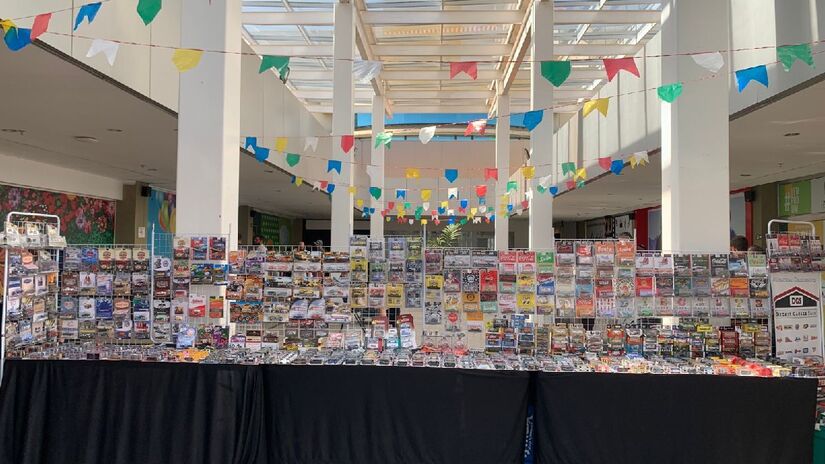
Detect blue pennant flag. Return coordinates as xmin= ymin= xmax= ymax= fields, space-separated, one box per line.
xmin=326 ymin=183 xmax=335 ymax=194
xmin=444 ymin=169 xmax=458 ymax=183
xmin=548 ymin=186 xmax=559 ymax=197
xmin=244 ymin=137 xmax=257 ymax=150
xmin=523 ymin=110 xmax=544 ymax=131
xmin=478 ymin=197 xmax=486 ymax=206
xmin=460 ymin=199 xmax=469 ymax=209
xmin=490 ymin=214 xmax=495 ymax=223
xmin=396 ymin=189 xmax=406 ymax=199
xmin=507 ymin=204 xmax=514 ymax=212
xmin=4 ymin=27 xmax=31 ymax=52
xmin=448 ymin=217 xmax=455 ymax=225
xmin=327 ymin=159 xmax=342 ymax=174
xmin=74 ymin=2 xmax=102 ymax=31
xmin=610 ymin=159 xmax=624 ymax=175
xmin=254 ymin=146 xmax=269 ymax=163
xmin=438 ymin=207 xmax=446 ymax=215
xmin=735 ymin=65 xmax=769 ymax=92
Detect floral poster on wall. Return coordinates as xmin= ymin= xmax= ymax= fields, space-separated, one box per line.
xmin=0 ymin=184 xmax=115 ymax=244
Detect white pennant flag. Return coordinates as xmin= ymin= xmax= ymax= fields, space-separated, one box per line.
xmin=447 ymin=209 xmax=455 ymax=216
xmin=478 ymin=205 xmax=487 ymax=214
xmin=419 ymin=126 xmax=436 ymax=144
xmin=447 ymin=187 xmax=458 ymax=199
xmin=86 ymin=39 xmax=119 ymax=66
xmin=473 ymin=217 xmax=482 ymax=224
xmin=691 ymin=52 xmax=724 ymax=73
xmin=538 ymin=174 xmax=552 ymax=189
xmin=525 ymin=190 xmax=533 ymax=200
xmin=353 ymin=60 xmax=383 ymax=83
xmin=304 ymin=136 xmax=318 ymax=153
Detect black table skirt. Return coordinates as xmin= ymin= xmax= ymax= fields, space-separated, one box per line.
xmin=0 ymin=360 xmax=816 ymax=464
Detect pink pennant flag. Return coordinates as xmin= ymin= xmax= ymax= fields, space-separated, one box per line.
xmin=598 ymin=156 xmax=612 ymax=171
xmin=566 ymin=180 xmax=576 ymax=190
xmin=465 ymin=120 xmax=487 ymax=136
xmin=521 ymin=200 xmax=529 ymax=209
xmin=31 ymin=13 xmax=52 ymax=40
xmin=475 ymin=185 xmax=487 ymax=197
xmin=484 ymin=168 xmax=498 ymax=181
xmin=450 ymin=61 xmax=478 ymax=80
xmin=340 ymin=135 xmax=354 ymax=154
xmin=319 ymin=180 xmax=328 ymax=190
xmin=388 ymin=201 xmax=395 ymax=210
xmin=603 ymin=58 xmax=640 ymax=82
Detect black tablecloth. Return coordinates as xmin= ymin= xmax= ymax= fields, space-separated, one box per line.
xmin=0 ymin=360 xmax=816 ymax=464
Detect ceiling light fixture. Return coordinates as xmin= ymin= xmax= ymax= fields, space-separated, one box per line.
xmin=784 ymin=132 xmax=801 ymax=137
xmin=73 ymin=136 xmax=98 ymax=143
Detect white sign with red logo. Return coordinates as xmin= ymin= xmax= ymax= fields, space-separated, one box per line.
xmin=771 ymin=272 xmax=824 ymax=359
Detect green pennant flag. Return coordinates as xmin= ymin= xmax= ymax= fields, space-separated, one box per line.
xmin=137 ymin=0 xmax=162 ymax=25
xmin=369 ymin=187 xmax=382 ymax=200
xmin=460 ymin=218 xmax=468 ymax=225
xmin=777 ymin=44 xmax=814 ymax=71
xmin=506 ymin=180 xmax=518 ymax=193
xmin=404 ymin=202 xmax=411 ymax=210
xmin=540 ymin=61 xmax=572 ymax=87
xmin=561 ymin=162 xmax=576 ymax=177
xmin=415 ymin=206 xmax=423 ymax=220
xmin=285 ymin=153 xmax=300 ymax=167
xmin=536 ymin=185 xmax=546 ymax=194
xmin=576 ymin=180 xmax=585 ymax=189
xmin=374 ymin=132 xmax=393 ymax=149
xmin=259 ymin=55 xmax=290 ymax=78
xmin=657 ymin=82 xmax=683 ymax=103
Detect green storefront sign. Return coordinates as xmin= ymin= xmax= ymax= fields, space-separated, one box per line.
xmin=778 ymin=180 xmax=811 ymax=217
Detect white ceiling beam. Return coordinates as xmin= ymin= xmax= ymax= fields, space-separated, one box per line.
xmin=554 ymin=43 xmax=641 ymax=56
xmin=294 ymin=89 xmax=377 ymax=99
xmin=294 ymin=88 xmax=592 ymax=100
xmin=371 ymin=44 xmax=513 ymax=56
xmin=289 ymin=68 xmax=604 ymax=81
xmin=362 ymin=10 xmax=524 ymax=25
xmin=243 ymin=11 xmax=334 ymax=25
xmin=252 ymin=44 xmax=334 ymax=56
xmin=492 ymin=3 xmax=534 ymax=116
xmin=554 ymin=10 xmax=661 ymax=25
xmin=351 ymin=0 xmax=386 ymax=110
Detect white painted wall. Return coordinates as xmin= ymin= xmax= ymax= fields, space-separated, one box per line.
xmin=0 ymin=152 xmax=123 ymax=200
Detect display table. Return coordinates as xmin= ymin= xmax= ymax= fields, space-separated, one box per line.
xmin=0 ymin=360 xmax=816 ymax=464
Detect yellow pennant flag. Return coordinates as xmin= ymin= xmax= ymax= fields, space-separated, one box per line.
xmin=275 ymin=137 xmax=288 ymax=153
xmin=574 ymin=168 xmax=587 ymax=181
xmin=440 ymin=201 xmax=448 ymax=208
xmin=521 ymin=166 xmax=535 ymax=179
xmin=172 ymin=49 xmax=204 ymax=72
xmin=421 ymin=219 xmax=428 ymax=225
xmin=0 ymin=19 xmax=15 ymax=33
xmin=356 ymin=199 xmax=364 ymax=208
xmin=294 ymin=177 xmax=303 ymax=186
xmin=583 ymin=98 xmax=609 ymax=118
xmin=630 ymin=152 xmax=649 ymax=169
xmin=348 ymin=186 xmax=357 ymax=194
xmin=421 ymin=189 xmax=432 ymax=201
xmin=396 ymin=204 xmax=404 ymax=212
xmin=470 ymin=207 xmax=478 ymax=215
xmin=405 ymin=168 xmax=420 ymax=179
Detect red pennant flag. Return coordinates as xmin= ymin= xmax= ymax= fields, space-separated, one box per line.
xmin=603 ymin=58 xmax=640 ymax=82
xmin=340 ymin=135 xmax=354 ymax=154
xmin=484 ymin=168 xmax=498 ymax=181
xmin=598 ymin=156 xmax=612 ymax=171
xmin=450 ymin=61 xmax=478 ymax=80
xmin=464 ymin=120 xmax=487 ymax=136
xmin=381 ymin=210 xmax=388 ymax=217
xmin=434 ymin=218 xmax=441 ymax=225
xmin=521 ymin=200 xmax=529 ymax=209
xmin=459 ymin=207 xmax=466 ymax=214
xmin=475 ymin=185 xmax=487 ymax=197
xmin=566 ymin=180 xmax=576 ymax=190
xmin=319 ymin=180 xmax=328 ymax=190
xmin=388 ymin=201 xmax=395 ymax=210
xmin=31 ymin=13 xmax=52 ymax=40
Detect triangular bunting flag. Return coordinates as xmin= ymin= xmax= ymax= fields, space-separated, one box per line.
xmin=598 ymin=157 xmax=612 ymax=170
xmin=735 ymin=65 xmax=769 ymax=92
xmin=319 ymin=181 xmax=328 ymax=191
xmin=74 ymin=2 xmax=102 ymax=31
xmin=405 ymin=168 xmax=419 ymax=179
xmin=583 ymin=98 xmax=609 ymax=118
xmin=574 ymin=168 xmax=587 ymax=181
xmin=657 ymin=82 xmax=683 ymax=103
xmin=475 ymin=185 xmax=487 ymax=197
xmin=460 ymin=199 xmax=469 ymax=209
xmin=691 ymin=52 xmax=724 ymax=73
xmin=523 ymin=110 xmax=544 ymax=131
xmin=538 ymin=174 xmax=552 ymax=189
xmin=507 ymin=180 xmax=518 ymax=193
xmin=4 ymin=27 xmax=32 ymax=52
xmin=172 ymin=49 xmax=203 ymax=72
xmin=777 ymin=44 xmax=814 ymax=71
xmin=369 ymin=187 xmax=382 ymax=200
xmin=294 ymin=177 xmax=303 ymax=187
xmin=419 ymin=126 xmax=436 ymax=144
xmin=566 ymin=180 xmax=576 ymax=191
xmin=549 ymin=186 xmax=559 ymax=197
xmin=536 ymin=185 xmax=546 ymax=194
xmin=521 ymin=166 xmax=535 ymax=179
xmin=0 ymin=20 xmax=15 ymax=34
xmin=285 ymin=153 xmax=300 ymax=167
xmin=326 ymin=183 xmax=335 ymax=194
xmin=353 ymin=60 xmax=382 ymax=83
xmin=448 ymin=188 xmax=458 ymax=199
xmin=450 ymin=61 xmax=478 ymax=80
xmin=396 ymin=189 xmax=406 ymax=199
xmin=275 ymin=137 xmax=288 ymax=153
xmin=340 ymin=135 xmax=354 ymax=154
xmin=603 ymin=57 xmax=639 ymax=81
xmin=31 ymin=13 xmax=51 ymax=40
xmin=304 ymin=136 xmax=318 ymax=152
xmin=86 ymin=39 xmax=119 ymax=66
xmin=610 ymin=159 xmax=624 ymax=175
xmin=137 ymin=0 xmax=162 ymax=26
xmin=327 ymin=159 xmax=342 ymax=174
xmin=356 ymin=199 xmax=364 ymax=208
xmin=540 ymin=61 xmax=572 ymax=87
xmin=244 ymin=137 xmax=257 ymax=150
xmin=259 ymin=55 xmax=290 ymax=82
xmin=629 ymin=151 xmax=649 ymax=168
xmin=561 ymin=162 xmax=576 ymax=177
xmin=464 ymin=120 xmax=487 ymax=136
xmin=444 ymin=169 xmax=458 ymax=183
xmin=484 ymin=168 xmax=498 ymax=181
xmin=576 ymin=180 xmax=585 ymax=189
xmin=421 ymin=189 xmax=432 ymax=201
xmin=348 ymin=186 xmax=357 ymax=195
xmin=254 ymin=146 xmax=269 ymax=163
xmin=374 ymin=132 xmax=392 ymax=149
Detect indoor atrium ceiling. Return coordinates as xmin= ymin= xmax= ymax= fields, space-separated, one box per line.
xmin=241 ymin=0 xmax=663 ymax=116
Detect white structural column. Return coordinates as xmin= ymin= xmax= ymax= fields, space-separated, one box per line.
xmin=370 ymin=95 xmax=385 ymax=238
xmin=330 ymin=2 xmax=355 ymax=251
xmin=661 ymin=0 xmax=730 ymax=253
xmin=495 ymin=91 xmax=510 ymax=250
xmin=529 ymin=0 xmax=555 ymax=251
xmin=176 ymin=0 xmax=241 ymax=248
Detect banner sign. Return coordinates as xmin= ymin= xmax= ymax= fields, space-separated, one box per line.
xmin=771 ymin=271 xmax=824 ymax=359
